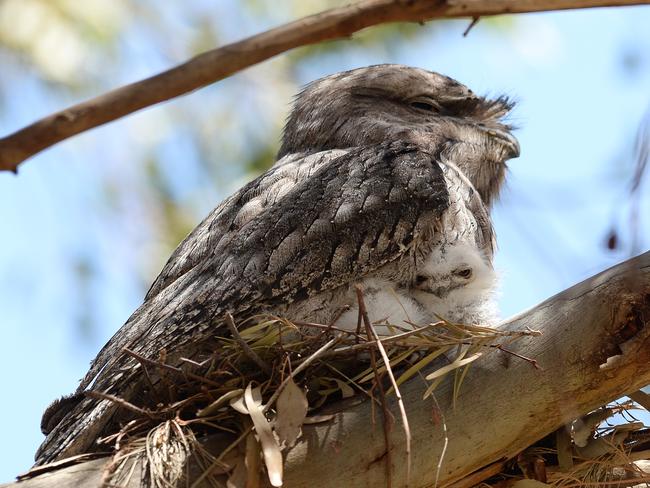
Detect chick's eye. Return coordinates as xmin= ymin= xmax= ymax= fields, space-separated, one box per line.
xmin=410 ymin=101 xmax=437 ymax=112
xmin=455 ymin=268 xmax=473 ymax=279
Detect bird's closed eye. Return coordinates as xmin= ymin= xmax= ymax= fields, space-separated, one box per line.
xmin=410 ymin=101 xmax=437 ymax=112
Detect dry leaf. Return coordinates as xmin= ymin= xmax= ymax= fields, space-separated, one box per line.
xmin=572 ymin=408 xmax=613 ymax=447
xmin=635 ymin=460 xmax=650 ymax=475
xmin=230 ymin=394 xmax=248 ymax=415
xmin=276 ymin=378 xmax=309 ymax=448
xmin=423 ymin=352 xmax=482 ymax=398
xmin=244 ymin=384 xmax=283 ymax=487
xmin=576 ymin=430 xmax=632 ymax=459
xmin=425 ymin=353 xmax=482 ymax=381
xmin=334 ymin=378 xmax=354 ymax=399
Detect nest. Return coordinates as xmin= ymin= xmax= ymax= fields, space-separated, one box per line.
xmin=89 ymin=289 xmax=539 ymax=488
xmin=33 ymin=289 xmax=647 ymax=488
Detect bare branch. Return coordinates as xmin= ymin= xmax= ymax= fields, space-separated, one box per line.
xmin=0 ymin=0 xmax=647 ymax=172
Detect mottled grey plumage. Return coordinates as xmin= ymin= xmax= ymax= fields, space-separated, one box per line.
xmin=36 ymin=64 xmax=519 ymax=465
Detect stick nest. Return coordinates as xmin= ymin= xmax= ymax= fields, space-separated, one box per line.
xmin=91 ymin=299 xmax=538 ymax=488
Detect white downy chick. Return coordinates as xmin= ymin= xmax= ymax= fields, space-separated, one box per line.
xmin=412 ymin=241 xmax=499 ymax=325
xmin=335 ymin=242 xmax=499 ymax=335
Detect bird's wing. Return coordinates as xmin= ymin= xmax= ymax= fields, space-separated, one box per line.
xmin=143 ymin=151 xmax=317 ymax=301
xmin=36 ymin=141 xmax=452 ymax=464
xmin=437 ymin=159 xmax=495 ymax=261
xmin=88 ymin=141 xmax=452 ymax=387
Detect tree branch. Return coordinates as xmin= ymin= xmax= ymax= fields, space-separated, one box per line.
xmin=3 ymin=251 xmax=649 ymax=487
xmin=0 ymin=0 xmax=648 ymax=172
xmin=282 ymin=251 xmax=650 ymax=487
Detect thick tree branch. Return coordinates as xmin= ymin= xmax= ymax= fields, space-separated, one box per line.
xmin=0 ymin=0 xmax=648 ymax=172
xmin=3 ymin=251 xmax=649 ymax=487
xmin=282 ymin=250 xmax=650 ymax=487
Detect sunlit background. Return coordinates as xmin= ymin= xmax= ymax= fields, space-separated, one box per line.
xmin=0 ymin=1 xmax=649 ymax=480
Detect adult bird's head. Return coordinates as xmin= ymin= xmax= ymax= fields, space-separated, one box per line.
xmin=278 ymin=64 xmax=519 ymax=206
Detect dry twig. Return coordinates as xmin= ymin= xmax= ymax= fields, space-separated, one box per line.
xmin=264 ymin=337 xmax=339 ymax=414
xmin=367 ymin=310 xmax=413 ymax=486
xmin=224 ymin=313 xmax=272 ymax=376
xmin=85 ymin=391 xmax=158 ymax=419
xmin=356 ymin=285 xmax=394 ymax=488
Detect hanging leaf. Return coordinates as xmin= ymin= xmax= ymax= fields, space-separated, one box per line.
xmin=244 ymin=384 xmax=283 ymax=487
xmin=423 ymin=353 xmax=482 ymax=399
xmin=425 ymin=353 xmax=482 ymax=381
xmin=229 ymin=393 xmax=249 ymax=415
xmin=276 ymin=378 xmax=309 ymax=448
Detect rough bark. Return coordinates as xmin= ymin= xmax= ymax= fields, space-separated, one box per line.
xmin=1 ymin=0 xmax=648 ymax=172
xmin=4 ymin=251 xmax=649 ymax=488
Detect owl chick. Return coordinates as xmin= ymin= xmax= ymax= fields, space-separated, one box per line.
xmin=336 ymin=242 xmax=498 ymax=334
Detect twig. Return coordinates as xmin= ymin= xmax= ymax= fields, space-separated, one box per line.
xmin=366 ymin=310 xmax=412 ymax=486
xmin=263 ymin=337 xmax=338 ymax=414
xmin=307 ymin=330 xmax=437 ymax=359
xmin=315 ymin=323 xmax=537 ymax=359
xmin=179 ymin=357 xmax=211 ymax=368
xmin=224 ymin=312 xmax=273 ymax=376
xmin=292 ymin=320 xmax=365 ymax=339
xmin=430 ymin=392 xmax=449 ymax=488
xmin=1 ymin=0 xmax=645 ymax=172
xmin=326 ymin=305 xmax=351 ymax=332
xmin=16 ymin=453 xmax=109 ymax=481
xmin=446 ymin=341 xmax=541 ymax=369
xmin=462 ymin=16 xmax=480 ymax=36
xmin=85 ymin=391 xmax=157 ymax=419
xmin=97 ymin=418 xmax=148 ymax=447
xmin=378 ymin=321 xmax=443 ymax=339
xmin=355 ymin=285 xmax=393 ymax=488
xmin=122 ymin=347 xmax=223 ymax=388
xmin=495 ymin=343 xmax=543 ymax=370
xmin=558 ymin=477 xmax=650 ymax=487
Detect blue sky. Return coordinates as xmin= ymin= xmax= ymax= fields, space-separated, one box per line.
xmin=0 ymin=4 xmax=649 ymax=481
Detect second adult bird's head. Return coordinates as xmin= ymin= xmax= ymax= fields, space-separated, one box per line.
xmin=279 ymin=64 xmax=519 ymax=206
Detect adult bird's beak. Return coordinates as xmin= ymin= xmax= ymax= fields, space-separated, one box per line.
xmin=484 ymin=127 xmax=520 ymax=159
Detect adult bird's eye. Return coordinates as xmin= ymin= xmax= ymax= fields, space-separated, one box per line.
xmin=410 ymin=101 xmax=437 ymax=112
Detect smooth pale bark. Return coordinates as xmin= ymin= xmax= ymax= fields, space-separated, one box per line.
xmin=3 ymin=251 xmax=649 ymax=487
xmin=281 ymin=250 xmax=650 ymax=487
